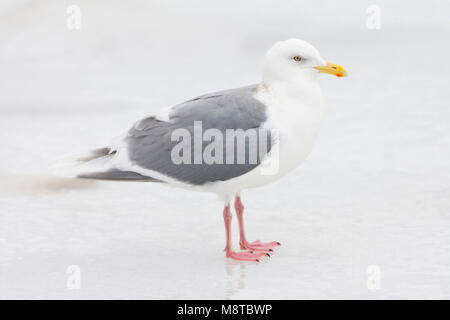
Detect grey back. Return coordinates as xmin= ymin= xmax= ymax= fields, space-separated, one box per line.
xmin=126 ymin=85 xmax=272 ymax=185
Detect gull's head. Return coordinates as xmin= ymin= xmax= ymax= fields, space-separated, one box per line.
xmin=262 ymin=39 xmax=347 ymax=84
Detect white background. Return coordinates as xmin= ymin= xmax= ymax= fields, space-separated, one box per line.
xmin=1 ymin=0 xmax=450 ymax=299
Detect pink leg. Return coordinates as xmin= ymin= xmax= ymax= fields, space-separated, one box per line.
xmin=234 ymin=195 xmax=280 ymax=252
xmin=223 ymin=204 xmax=268 ymax=261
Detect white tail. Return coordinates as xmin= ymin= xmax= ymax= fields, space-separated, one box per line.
xmin=51 ymin=147 xmax=115 ymax=178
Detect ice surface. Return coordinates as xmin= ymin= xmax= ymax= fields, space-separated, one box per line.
xmin=1 ymin=0 xmax=450 ymax=299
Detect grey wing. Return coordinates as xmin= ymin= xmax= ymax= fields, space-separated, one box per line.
xmin=125 ymin=85 xmax=272 ymax=185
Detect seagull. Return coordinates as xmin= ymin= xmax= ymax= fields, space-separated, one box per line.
xmin=58 ymin=39 xmax=347 ymax=262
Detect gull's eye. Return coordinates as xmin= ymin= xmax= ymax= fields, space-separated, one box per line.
xmin=292 ymin=56 xmax=303 ymax=62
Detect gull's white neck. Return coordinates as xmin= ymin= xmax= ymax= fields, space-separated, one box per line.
xmin=254 ymin=73 xmax=326 ymax=176
xmin=260 ymin=73 xmax=323 ymax=111
xmin=256 ymin=73 xmax=325 ymax=135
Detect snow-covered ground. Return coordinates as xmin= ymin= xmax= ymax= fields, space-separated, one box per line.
xmin=1 ymin=0 xmax=450 ymax=299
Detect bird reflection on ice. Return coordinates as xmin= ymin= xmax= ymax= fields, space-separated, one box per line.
xmin=224 ymin=260 xmax=247 ymax=299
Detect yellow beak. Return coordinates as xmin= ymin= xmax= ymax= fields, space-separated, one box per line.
xmin=314 ymin=62 xmax=347 ymax=77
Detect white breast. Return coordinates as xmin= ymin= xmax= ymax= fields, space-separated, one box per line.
xmin=266 ymin=82 xmax=325 ymax=175
xmin=202 ymin=81 xmax=325 ymax=198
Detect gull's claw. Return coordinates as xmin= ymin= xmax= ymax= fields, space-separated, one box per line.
xmin=240 ymin=240 xmax=280 ymax=252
